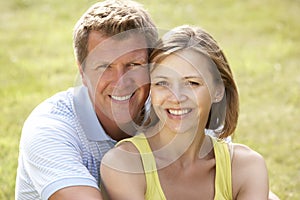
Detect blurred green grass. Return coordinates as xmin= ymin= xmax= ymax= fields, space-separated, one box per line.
xmin=1 ymin=0 xmax=299 ymax=199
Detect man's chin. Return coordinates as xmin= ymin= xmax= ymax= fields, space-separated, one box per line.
xmin=113 ymin=117 xmax=132 ymax=125
xmin=111 ymin=106 xmax=141 ymax=124
xmin=111 ymin=112 xmax=134 ymax=124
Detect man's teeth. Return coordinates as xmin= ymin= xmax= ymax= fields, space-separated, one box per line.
xmin=168 ymin=109 xmax=191 ymax=116
xmin=111 ymin=94 xmax=132 ymax=101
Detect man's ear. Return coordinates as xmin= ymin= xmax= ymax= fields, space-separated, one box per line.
xmin=213 ymin=85 xmax=225 ymax=103
xmin=77 ymin=61 xmax=87 ymax=86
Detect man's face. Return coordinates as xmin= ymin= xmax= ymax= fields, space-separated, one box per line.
xmin=81 ymin=31 xmax=150 ymax=126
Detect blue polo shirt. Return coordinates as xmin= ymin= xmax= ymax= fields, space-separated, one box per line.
xmin=15 ymin=86 xmax=116 ymax=200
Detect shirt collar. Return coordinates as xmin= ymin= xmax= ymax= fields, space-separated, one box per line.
xmin=73 ymin=85 xmax=115 ymax=142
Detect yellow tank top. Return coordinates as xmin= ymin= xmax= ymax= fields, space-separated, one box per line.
xmin=117 ymin=133 xmax=232 ymax=200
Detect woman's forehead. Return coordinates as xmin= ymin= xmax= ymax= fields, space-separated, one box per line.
xmin=152 ymin=49 xmax=215 ymax=78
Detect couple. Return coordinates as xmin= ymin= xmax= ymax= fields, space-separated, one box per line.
xmin=15 ymin=0 xmax=278 ymax=199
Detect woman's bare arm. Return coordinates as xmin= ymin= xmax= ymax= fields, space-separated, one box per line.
xmin=232 ymin=144 xmax=269 ymax=200
xmin=100 ymin=143 xmax=146 ymax=200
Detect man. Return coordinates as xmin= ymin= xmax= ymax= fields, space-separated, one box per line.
xmin=15 ymin=0 xmax=158 ymax=199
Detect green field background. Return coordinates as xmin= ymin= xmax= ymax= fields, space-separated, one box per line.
xmin=1 ymin=0 xmax=299 ymax=199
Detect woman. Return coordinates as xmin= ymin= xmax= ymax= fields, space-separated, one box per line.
xmin=100 ymin=25 xmax=269 ymax=199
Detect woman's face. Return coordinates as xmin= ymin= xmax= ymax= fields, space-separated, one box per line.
xmin=151 ymin=49 xmax=218 ymax=134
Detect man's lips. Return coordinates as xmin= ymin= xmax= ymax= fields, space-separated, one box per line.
xmin=110 ymin=93 xmax=134 ymax=102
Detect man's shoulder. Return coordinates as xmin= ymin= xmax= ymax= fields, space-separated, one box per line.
xmin=22 ymin=88 xmax=78 ymax=138
xmin=29 ymin=88 xmax=75 ymax=117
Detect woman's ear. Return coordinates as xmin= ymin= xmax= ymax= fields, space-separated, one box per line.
xmin=213 ymin=85 xmax=225 ymax=103
xmin=77 ymin=61 xmax=87 ymax=86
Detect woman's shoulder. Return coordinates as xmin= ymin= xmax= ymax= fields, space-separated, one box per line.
xmin=231 ymin=143 xmax=269 ymax=199
xmin=101 ymin=139 xmax=145 ymax=174
xmin=100 ymin=138 xmax=147 ymax=199
xmin=231 ymin=143 xmax=267 ymax=174
xmin=232 ymin=143 xmax=265 ymax=162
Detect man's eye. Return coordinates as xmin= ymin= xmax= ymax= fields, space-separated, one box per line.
xmin=129 ymin=63 xmax=149 ymax=68
xmin=95 ymin=64 xmax=109 ymax=70
xmin=130 ymin=63 xmax=139 ymax=66
xmin=128 ymin=63 xmax=143 ymax=68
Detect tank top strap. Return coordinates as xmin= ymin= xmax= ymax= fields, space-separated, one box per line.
xmin=212 ymin=137 xmax=233 ymax=200
xmin=116 ymin=134 xmax=166 ymax=200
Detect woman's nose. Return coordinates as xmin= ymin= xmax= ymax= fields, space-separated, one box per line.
xmin=168 ymin=85 xmax=188 ymax=103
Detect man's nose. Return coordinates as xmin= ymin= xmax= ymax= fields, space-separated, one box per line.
xmin=112 ymin=66 xmax=133 ymax=87
xmin=114 ymin=66 xmax=126 ymax=79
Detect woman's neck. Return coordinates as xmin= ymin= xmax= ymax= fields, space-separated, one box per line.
xmin=146 ymin=124 xmax=213 ymax=169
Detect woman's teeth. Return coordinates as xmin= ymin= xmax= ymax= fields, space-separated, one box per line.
xmin=168 ymin=109 xmax=191 ymax=116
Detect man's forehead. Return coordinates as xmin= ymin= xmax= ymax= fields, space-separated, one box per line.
xmin=86 ymin=48 xmax=148 ymax=67
xmin=86 ymin=31 xmax=148 ymax=64
xmin=88 ymin=31 xmax=147 ymax=52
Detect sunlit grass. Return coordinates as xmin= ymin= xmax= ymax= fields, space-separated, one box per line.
xmin=1 ymin=0 xmax=299 ymax=199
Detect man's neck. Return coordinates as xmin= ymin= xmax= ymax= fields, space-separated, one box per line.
xmin=96 ymin=114 xmax=136 ymax=141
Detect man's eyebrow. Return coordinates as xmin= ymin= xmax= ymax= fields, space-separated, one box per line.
xmin=90 ymin=61 xmax=110 ymax=69
xmin=131 ymin=57 xmax=147 ymax=62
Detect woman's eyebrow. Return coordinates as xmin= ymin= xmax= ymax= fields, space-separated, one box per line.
xmin=183 ymin=75 xmax=204 ymax=80
xmin=152 ymin=75 xmax=168 ymax=79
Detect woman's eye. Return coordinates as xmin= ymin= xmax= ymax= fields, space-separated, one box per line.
xmin=155 ymin=81 xmax=169 ymax=87
xmin=186 ymin=81 xmax=200 ymax=86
